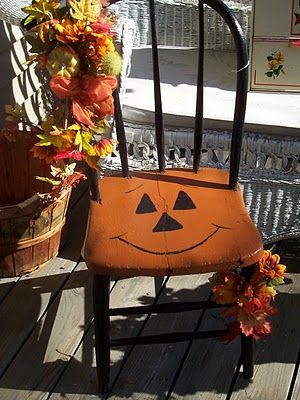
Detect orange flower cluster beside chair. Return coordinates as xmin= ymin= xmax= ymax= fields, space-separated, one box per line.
xmin=209 ymin=250 xmax=286 ymax=341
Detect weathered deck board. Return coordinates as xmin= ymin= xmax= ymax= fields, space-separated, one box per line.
xmin=230 ymin=273 xmax=300 ymax=400
xmin=49 ymin=276 xmax=159 ymax=399
xmin=0 ymin=182 xmax=299 ymax=399
xmin=0 ymin=267 xmax=298 ymax=400
xmin=291 ymin=356 xmax=300 ymax=400
xmin=0 ymin=261 xmax=90 ymax=399
xmin=0 ymin=257 xmax=81 ymax=378
xmin=169 ymin=309 xmax=239 ymax=399
xmin=0 ymin=276 xmax=19 ymax=304
xmin=107 ymin=274 xmax=212 ymax=400
xmin=0 ymin=185 xmax=88 ymax=379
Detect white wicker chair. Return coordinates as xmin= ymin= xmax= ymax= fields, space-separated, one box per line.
xmin=104 ymin=123 xmax=300 ymax=245
xmin=0 ymin=0 xmax=30 ymax=25
xmin=110 ymin=0 xmax=252 ymax=49
xmin=105 ymin=0 xmax=300 ymax=245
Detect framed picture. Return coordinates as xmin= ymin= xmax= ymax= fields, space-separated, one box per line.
xmin=250 ymin=0 xmax=300 ymax=91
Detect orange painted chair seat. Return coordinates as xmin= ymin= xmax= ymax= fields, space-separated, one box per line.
xmin=83 ymin=168 xmax=263 ymax=277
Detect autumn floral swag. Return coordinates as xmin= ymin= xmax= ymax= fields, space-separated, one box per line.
xmin=4 ymin=0 xmax=122 ymax=199
xmin=209 ymin=250 xmax=286 ymax=342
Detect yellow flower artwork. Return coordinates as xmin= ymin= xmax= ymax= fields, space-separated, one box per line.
xmin=265 ymin=50 xmax=285 ymax=79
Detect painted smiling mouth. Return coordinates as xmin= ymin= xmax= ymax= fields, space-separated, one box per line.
xmin=110 ymin=224 xmax=230 ymax=255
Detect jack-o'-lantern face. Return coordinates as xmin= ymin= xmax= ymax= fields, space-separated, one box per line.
xmin=112 ymin=189 xmax=228 ymax=255
xmin=85 ymin=169 xmax=263 ymax=275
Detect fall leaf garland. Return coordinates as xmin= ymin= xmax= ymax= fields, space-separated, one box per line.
xmin=6 ymin=0 xmax=123 ymax=199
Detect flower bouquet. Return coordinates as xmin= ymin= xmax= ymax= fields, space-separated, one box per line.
xmin=20 ymin=0 xmax=123 ymax=196
xmin=0 ymin=0 xmax=123 ymax=276
xmin=209 ymin=250 xmax=286 ymax=341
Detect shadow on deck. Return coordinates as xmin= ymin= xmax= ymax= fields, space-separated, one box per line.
xmin=0 ymin=185 xmax=299 ymax=400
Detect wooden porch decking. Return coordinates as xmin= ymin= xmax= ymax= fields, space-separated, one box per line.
xmin=0 ymin=184 xmax=299 ymax=400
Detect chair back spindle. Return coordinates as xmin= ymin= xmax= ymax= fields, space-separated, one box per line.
xmin=193 ymin=0 xmax=205 ymax=172
xmin=105 ymin=0 xmax=249 ymax=189
xmin=149 ymin=0 xmax=165 ymax=172
xmin=113 ymin=90 xmax=130 ymax=178
xmin=204 ymin=0 xmax=249 ymax=188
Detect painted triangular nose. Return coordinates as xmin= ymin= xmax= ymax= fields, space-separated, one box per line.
xmin=153 ymin=212 xmax=183 ymax=232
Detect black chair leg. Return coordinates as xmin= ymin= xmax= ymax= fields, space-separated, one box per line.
xmin=241 ymin=333 xmax=254 ymax=379
xmin=154 ymin=276 xmax=164 ymax=297
xmin=240 ymin=264 xmax=255 ymax=379
xmin=93 ymin=274 xmax=110 ymax=394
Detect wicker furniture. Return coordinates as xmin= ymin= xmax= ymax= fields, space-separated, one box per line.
xmin=110 ymin=0 xmax=252 ymax=49
xmin=106 ymin=0 xmax=300 ymax=245
xmin=105 ymin=124 xmax=300 ymax=244
xmin=0 ymin=0 xmax=30 ymax=25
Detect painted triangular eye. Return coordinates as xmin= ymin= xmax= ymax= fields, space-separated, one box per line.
xmin=173 ymin=191 xmax=196 ymax=210
xmin=136 ymin=193 xmax=157 ymax=214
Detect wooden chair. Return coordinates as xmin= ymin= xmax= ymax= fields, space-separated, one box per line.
xmin=83 ymin=0 xmax=264 ymax=394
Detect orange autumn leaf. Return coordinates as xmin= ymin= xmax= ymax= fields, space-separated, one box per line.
xmin=94 ymin=138 xmax=114 ymax=157
xmin=237 ymin=297 xmax=276 ymax=339
xmin=54 ymin=18 xmax=81 ymax=43
xmin=49 ymin=76 xmax=80 ymax=99
xmin=259 ymin=250 xmax=286 ymax=279
xmin=209 ymin=272 xmax=243 ymax=304
xmin=72 ymin=98 xmax=95 ymax=127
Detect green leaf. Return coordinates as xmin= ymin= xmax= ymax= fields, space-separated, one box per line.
xmin=74 ymin=131 xmax=95 ymax=155
xmin=265 ymin=71 xmax=273 ymax=77
xmin=23 ymin=9 xmax=50 ymax=26
xmin=36 ymin=176 xmax=61 ymax=186
xmin=90 ymin=119 xmax=110 ymax=135
xmin=22 ymin=0 xmax=60 ymax=26
xmin=74 ymin=131 xmax=83 ymax=151
xmin=36 ymin=132 xmax=64 ymax=147
xmin=268 ymin=277 xmax=285 ymax=286
xmin=68 ymin=124 xmax=81 ymax=131
xmin=25 ymin=32 xmax=53 ymax=54
xmin=267 ymin=56 xmax=273 ymax=61
xmin=274 ymin=69 xmax=280 ymax=76
xmin=82 ymin=132 xmax=96 ymax=155
xmin=23 ymin=14 xmax=36 ymax=26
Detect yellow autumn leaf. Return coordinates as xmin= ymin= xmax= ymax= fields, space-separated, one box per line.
xmin=265 ymin=286 xmax=278 ymax=298
xmin=84 ymin=155 xmax=102 ymax=171
xmin=67 ymin=123 xmax=81 ymax=131
xmin=37 ymin=21 xmax=51 ymax=43
xmin=69 ymin=0 xmax=101 ymax=22
xmin=74 ymin=130 xmax=83 ymax=151
xmin=22 ymin=0 xmax=60 ymax=26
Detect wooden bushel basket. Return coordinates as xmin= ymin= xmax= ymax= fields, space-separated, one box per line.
xmin=0 ymin=189 xmax=71 ymax=276
xmin=0 ymin=130 xmax=71 ymax=277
